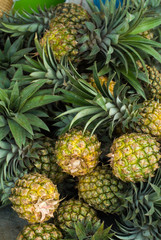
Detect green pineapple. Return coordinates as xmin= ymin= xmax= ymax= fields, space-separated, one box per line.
xmin=16 ymin=223 xmax=63 ymax=240
xmin=55 ymin=128 xmax=101 ymax=177
xmin=9 ymin=173 xmax=60 ymax=223
xmin=29 ymin=136 xmax=68 ymax=184
xmin=78 ymin=165 xmax=125 ymax=214
xmin=108 ymin=132 xmax=160 ymax=182
xmin=55 ymin=199 xmax=99 ymax=232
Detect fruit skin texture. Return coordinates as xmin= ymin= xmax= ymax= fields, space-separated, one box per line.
xmin=9 ymin=173 xmax=60 ymax=223
xmin=55 ymin=128 xmax=101 ymax=177
xmin=16 ymin=223 xmax=63 ymax=240
xmin=78 ymin=166 xmax=125 ymax=214
xmin=108 ymin=133 xmax=160 ymax=182
xmin=29 ymin=137 xmax=68 ymax=184
xmin=40 ymin=3 xmax=90 ymax=62
xmin=56 ymin=199 xmax=99 ymax=231
xmin=135 ymin=101 xmax=161 ymax=138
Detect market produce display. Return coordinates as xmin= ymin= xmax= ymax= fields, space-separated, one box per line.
xmin=0 ymin=0 xmax=161 ymax=239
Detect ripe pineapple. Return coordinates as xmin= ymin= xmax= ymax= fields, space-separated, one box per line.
xmin=55 ymin=128 xmax=101 ymax=177
xmin=9 ymin=173 xmax=60 ymax=223
xmin=16 ymin=223 xmax=63 ymax=240
xmin=78 ymin=166 xmax=125 ymax=214
xmin=55 ymin=199 xmax=99 ymax=231
xmin=108 ymin=133 xmax=161 ymax=182
xmin=0 ymin=0 xmax=13 ymax=17
xmin=135 ymin=100 xmax=161 ymax=138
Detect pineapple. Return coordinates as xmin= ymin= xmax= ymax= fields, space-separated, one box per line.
xmin=29 ymin=137 xmax=68 ymax=184
xmin=55 ymin=199 xmax=99 ymax=231
xmin=108 ymin=133 xmax=161 ymax=182
xmin=78 ymin=165 xmax=125 ymax=214
xmin=9 ymin=173 xmax=60 ymax=223
xmin=137 ymin=61 xmax=161 ymax=100
xmin=135 ymin=100 xmax=161 ymax=137
xmin=0 ymin=0 xmax=13 ymax=17
xmin=16 ymin=223 xmax=63 ymax=240
xmin=1 ymin=0 xmax=161 ymax=71
xmin=55 ymin=128 xmax=101 ymax=177
xmin=40 ymin=3 xmax=90 ymax=63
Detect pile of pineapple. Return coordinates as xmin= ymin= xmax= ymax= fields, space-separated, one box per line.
xmin=0 ymin=0 xmax=161 ymax=239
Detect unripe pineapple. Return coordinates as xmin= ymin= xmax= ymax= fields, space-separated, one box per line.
xmin=40 ymin=3 xmax=90 ymax=62
xmin=135 ymin=100 xmax=161 ymax=137
xmin=9 ymin=173 xmax=60 ymax=223
xmin=56 ymin=199 xmax=99 ymax=231
xmin=108 ymin=133 xmax=161 ymax=182
xmin=0 ymin=0 xmax=13 ymax=17
xmin=78 ymin=166 xmax=125 ymax=214
xmin=55 ymin=128 xmax=101 ymax=177
xmin=16 ymin=223 xmax=63 ymax=240
xmin=29 ymin=137 xmax=68 ymax=184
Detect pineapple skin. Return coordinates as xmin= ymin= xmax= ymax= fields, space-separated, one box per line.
xmin=56 ymin=199 xmax=99 ymax=231
xmin=16 ymin=223 xmax=63 ymax=240
xmin=135 ymin=100 xmax=161 ymax=137
xmin=137 ymin=61 xmax=161 ymax=100
xmin=78 ymin=166 xmax=125 ymax=214
xmin=29 ymin=137 xmax=68 ymax=184
xmin=40 ymin=3 xmax=90 ymax=62
xmin=55 ymin=128 xmax=101 ymax=177
xmin=9 ymin=173 xmax=60 ymax=223
xmin=109 ymin=133 xmax=160 ymax=182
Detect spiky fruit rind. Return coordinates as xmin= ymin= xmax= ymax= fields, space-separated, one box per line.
xmin=135 ymin=101 xmax=161 ymax=137
xmin=55 ymin=128 xmax=101 ymax=177
xmin=16 ymin=223 xmax=63 ymax=240
xmin=109 ymin=133 xmax=160 ymax=182
xmin=40 ymin=3 xmax=90 ymax=62
xmin=9 ymin=173 xmax=60 ymax=223
xmin=56 ymin=199 xmax=98 ymax=231
xmin=78 ymin=166 xmax=125 ymax=214
xmin=30 ymin=137 xmax=68 ymax=184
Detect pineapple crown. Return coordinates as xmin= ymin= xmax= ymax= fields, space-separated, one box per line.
xmin=0 ymin=6 xmax=56 ymax=47
xmin=56 ymin=62 xmax=141 ymax=136
xmin=15 ymin=39 xmax=70 ymax=94
xmin=0 ymin=36 xmax=33 ymax=88
xmin=64 ymin=219 xmax=114 ymax=240
xmin=0 ymin=80 xmax=62 ymax=147
xmin=120 ymin=168 xmax=161 ymax=225
xmin=78 ymin=0 xmax=161 ymax=70
xmin=114 ymin=217 xmax=161 ymax=240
